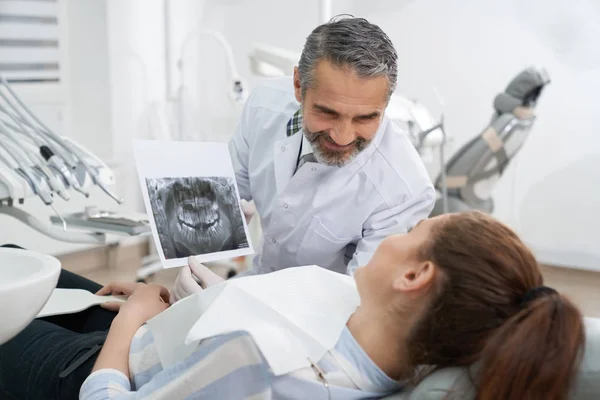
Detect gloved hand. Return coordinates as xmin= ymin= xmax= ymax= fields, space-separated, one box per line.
xmin=169 ymin=256 xmax=225 ymax=305
xmin=240 ymin=199 xmax=256 ymax=225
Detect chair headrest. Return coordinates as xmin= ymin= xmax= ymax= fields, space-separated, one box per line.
xmin=494 ymin=67 xmax=551 ymax=114
xmin=396 ymin=317 xmax=600 ymax=400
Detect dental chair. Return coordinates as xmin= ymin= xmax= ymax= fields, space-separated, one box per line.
xmin=382 ymin=316 xmax=600 ymax=399
xmin=430 ymin=67 xmax=551 ymax=216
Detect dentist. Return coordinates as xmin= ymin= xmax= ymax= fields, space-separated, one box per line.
xmin=172 ymin=16 xmax=434 ymax=302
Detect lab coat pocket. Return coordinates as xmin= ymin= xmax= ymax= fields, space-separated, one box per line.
xmin=297 ymin=216 xmax=355 ymax=268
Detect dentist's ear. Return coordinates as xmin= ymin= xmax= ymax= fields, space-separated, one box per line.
xmin=293 ymin=67 xmax=302 ymax=103
xmin=392 ymin=261 xmax=436 ymax=293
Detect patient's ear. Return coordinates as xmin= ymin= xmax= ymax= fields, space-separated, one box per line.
xmin=393 ymin=261 xmax=435 ymax=293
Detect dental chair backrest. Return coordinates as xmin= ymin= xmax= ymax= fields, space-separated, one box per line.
xmin=433 ymin=67 xmax=550 ymax=214
xmin=383 ymin=316 xmax=600 ymax=399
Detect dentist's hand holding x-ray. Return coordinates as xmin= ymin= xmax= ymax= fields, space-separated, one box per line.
xmin=169 ymin=257 xmax=224 ymax=304
xmin=171 ymin=16 xmax=435 ymax=304
xmin=170 ymin=200 xmax=253 ymax=304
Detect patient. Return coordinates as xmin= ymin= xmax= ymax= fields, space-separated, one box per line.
xmin=0 ymin=211 xmax=585 ymax=399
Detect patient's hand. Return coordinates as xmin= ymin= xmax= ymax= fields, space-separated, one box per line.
xmin=97 ymin=281 xmax=143 ymax=298
xmin=169 ymin=257 xmax=225 ymax=305
xmin=97 ymin=281 xmax=170 ymax=313
xmin=118 ymin=283 xmax=170 ymax=326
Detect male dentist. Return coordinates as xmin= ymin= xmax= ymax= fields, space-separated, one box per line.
xmin=171 ymin=16 xmax=434 ymax=302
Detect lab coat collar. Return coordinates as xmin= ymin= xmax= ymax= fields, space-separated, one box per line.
xmin=300 ymin=134 xmax=313 ymax=158
xmin=273 ymin=130 xmax=303 ymax=193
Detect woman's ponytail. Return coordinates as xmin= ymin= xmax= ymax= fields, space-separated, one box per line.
xmin=477 ymin=292 xmax=585 ymax=400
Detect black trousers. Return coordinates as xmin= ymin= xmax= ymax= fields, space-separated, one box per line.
xmin=0 ymin=245 xmax=116 ymax=400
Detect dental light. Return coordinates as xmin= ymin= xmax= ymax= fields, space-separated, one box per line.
xmin=249 ymin=43 xmax=300 ymax=77
xmin=172 ymin=29 xmax=248 ymax=140
xmin=0 ymin=75 xmax=148 ymax=243
xmin=178 ymin=29 xmax=248 ymax=104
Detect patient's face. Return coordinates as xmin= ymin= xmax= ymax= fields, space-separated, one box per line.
xmin=354 ymin=217 xmax=441 ymax=304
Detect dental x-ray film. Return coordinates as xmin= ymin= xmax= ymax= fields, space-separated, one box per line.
xmin=133 ymin=140 xmax=254 ymax=268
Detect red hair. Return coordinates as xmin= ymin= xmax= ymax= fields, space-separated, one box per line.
xmin=408 ymin=211 xmax=585 ymax=399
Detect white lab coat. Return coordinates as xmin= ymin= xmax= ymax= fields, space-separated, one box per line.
xmin=229 ymin=77 xmax=435 ymax=275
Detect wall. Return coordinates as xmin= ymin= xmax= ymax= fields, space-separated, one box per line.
xmin=105 ymin=0 xmax=167 ymax=214
xmin=66 ymin=0 xmax=112 ymax=161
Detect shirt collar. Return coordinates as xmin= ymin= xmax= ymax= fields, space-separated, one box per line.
xmin=331 ymin=327 xmax=405 ymax=393
xmin=287 ymin=108 xmax=317 ymax=161
xmin=286 ymin=108 xmax=303 ymax=137
xmin=300 ymin=133 xmax=313 ymax=157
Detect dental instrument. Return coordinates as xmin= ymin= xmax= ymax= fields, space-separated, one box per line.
xmin=0 ymin=117 xmax=70 ymax=202
xmin=0 ymin=107 xmax=81 ymax=189
xmin=0 ymin=75 xmax=122 ymax=203
xmin=0 ymin=87 xmax=79 ymax=170
xmin=0 ymin=89 xmax=89 ymax=197
xmin=0 ymin=130 xmax=68 ymax=229
xmin=0 ymin=75 xmax=150 ymax=244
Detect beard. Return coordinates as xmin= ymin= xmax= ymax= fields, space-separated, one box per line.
xmin=304 ymin=125 xmax=372 ymax=167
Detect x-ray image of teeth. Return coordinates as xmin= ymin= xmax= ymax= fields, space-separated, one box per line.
xmin=146 ymin=176 xmax=249 ymax=259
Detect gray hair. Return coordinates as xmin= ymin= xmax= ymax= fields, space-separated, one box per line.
xmin=298 ymin=16 xmax=398 ymax=100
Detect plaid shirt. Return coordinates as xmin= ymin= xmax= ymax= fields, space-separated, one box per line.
xmin=286 ymin=108 xmax=303 ymax=137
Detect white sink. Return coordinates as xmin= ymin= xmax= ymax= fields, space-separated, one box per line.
xmin=0 ymin=248 xmax=61 ymax=345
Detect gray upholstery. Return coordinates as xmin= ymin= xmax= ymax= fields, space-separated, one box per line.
xmin=382 ymin=317 xmax=600 ymax=399
xmin=431 ymin=67 xmax=550 ymax=216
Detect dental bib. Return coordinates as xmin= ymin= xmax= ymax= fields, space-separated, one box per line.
xmin=145 ymin=266 xmax=359 ymax=375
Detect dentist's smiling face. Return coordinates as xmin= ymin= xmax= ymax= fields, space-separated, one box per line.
xmin=294 ymin=60 xmax=389 ymax=167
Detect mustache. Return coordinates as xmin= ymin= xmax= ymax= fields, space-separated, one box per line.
xmin=306 ymin=130 xmax=369 ymax=151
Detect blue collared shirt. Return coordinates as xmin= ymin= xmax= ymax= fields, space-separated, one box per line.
xmin=80 ymin=326 xmax=404 ymax=399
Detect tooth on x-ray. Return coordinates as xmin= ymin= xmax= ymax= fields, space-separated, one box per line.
xmin=146 ymin=176 xmax=249 ymax=259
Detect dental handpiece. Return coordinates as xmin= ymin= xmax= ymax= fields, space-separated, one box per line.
xmin=3 ymin=117 xmax=80 ymax=199
xmin=59 ymin=138 xmax=123 ymax=204
xmin=5 ymin=115 xmax=85 ymax=197
xmin=0 ymin=139 xmax=68 ymax=229
xmin=40 ymin=145 xmax=89 ymax=198
xmin=0 ymin=126 xmax=70 ymax=201
xmin=0 ymin=77 xmax=79 ymax=168
xmin=87 ymin=167 xmax=123 ymax=204
xmin=0 ymin=120 xmax=70 ymax=201
xmin=1 ymin=88 xmax=103 ymax=201
xmin=0 ymin=139 xmax=53 ymax=205
xmin=2 ymin=76 xmax=120 ymax=204
xmin=0 ymin=106 xmax=74 ymax=167
xmin=33 ymin=161 xmax=70 ymax=201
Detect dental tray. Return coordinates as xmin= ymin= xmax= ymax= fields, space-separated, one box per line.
xmin=50 ymin=209 xmax=152 ymax=236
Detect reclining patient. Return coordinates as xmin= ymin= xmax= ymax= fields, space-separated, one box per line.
xmin=0 ymin=211 xmax=585 ymax=399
